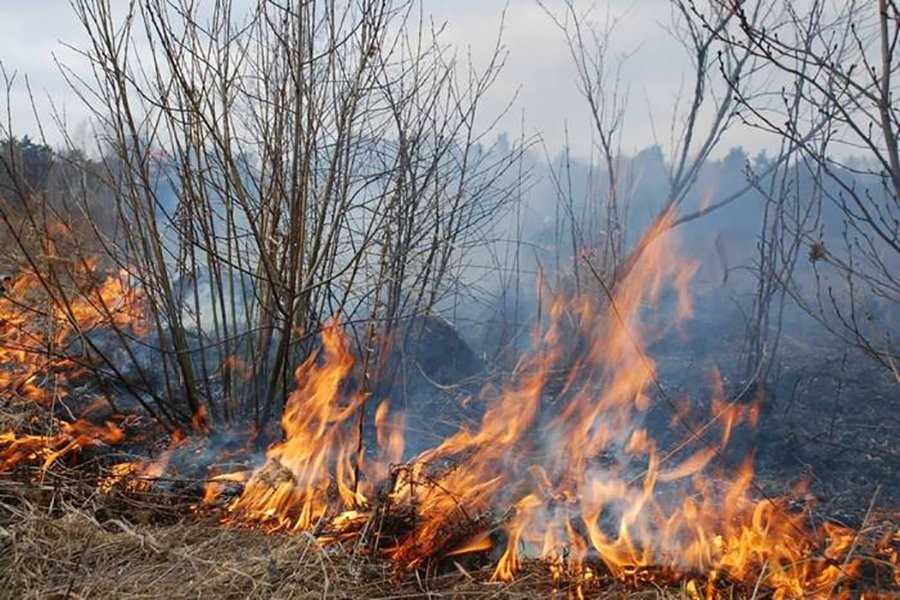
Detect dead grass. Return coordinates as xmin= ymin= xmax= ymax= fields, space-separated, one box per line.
xmin=0 ymin=475 xmax=698 ymax=600
xmin=0 ymin=358 xmax=895 ymax=600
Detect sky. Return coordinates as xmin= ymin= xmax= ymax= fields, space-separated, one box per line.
xmin=0 ymin=0 xmax=771 ymax=159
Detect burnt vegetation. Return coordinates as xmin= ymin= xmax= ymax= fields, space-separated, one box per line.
xmin=0 ymin=1 xmax=897 ymax=599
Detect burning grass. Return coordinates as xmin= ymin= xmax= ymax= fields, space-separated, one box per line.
xmin=0 ymin=471 xmax=896 ymax=600
xmin=0 ymin=216 xmax=898 ymax=599
xmin=0 ymin=474 xmax=699 ymax=600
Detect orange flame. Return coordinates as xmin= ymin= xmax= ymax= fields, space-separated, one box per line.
xmin=220 ymin=319 xmax=370 ymax=531
xmin=189 ymin=212 xmax=894 ymax=597
xmin=0 ymin=263 xmax=147 ymax=471
xmin=0 ymin=228 xmax=895 ymax=598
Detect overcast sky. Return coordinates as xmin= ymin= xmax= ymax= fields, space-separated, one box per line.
xmin=0 ymin=0 xmax=770 ymax=159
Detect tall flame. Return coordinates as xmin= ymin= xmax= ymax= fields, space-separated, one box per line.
xmin=0 ymin=229 xmax=896 ymax=598
xmin=206 ymin=212 xmax=894 ymax=596
xmin=222 ymin=320 xmax=371 ymax=531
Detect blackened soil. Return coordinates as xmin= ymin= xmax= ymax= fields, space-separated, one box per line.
xmin=647 ymin=290 xmax=899 ymax=522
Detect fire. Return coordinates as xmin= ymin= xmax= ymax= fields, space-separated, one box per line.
xmin=0 ymin=262 xmax=147 ymax=404
xmin=0 ymin=227 xmax=897 ymax=598
xmin=193 ymin=213 xmax=895 ymax=596
xmin=220 ymin=320 xmax=374 ymax=531
xmin=0 ymin=261 xmax=147 ymax=470
xmin=0 ymin=419 xmax=125 ymax=472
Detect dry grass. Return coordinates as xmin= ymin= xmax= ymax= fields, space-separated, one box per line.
xmin=0 ymin=475 xmax=697 ymax=600
xmin=0 ymin=393 xmax=895 ymax=600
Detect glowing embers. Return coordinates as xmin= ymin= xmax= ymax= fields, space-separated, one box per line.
xmin=0 ymin=263 xmax=147 ymax=406
xmin=0 ymin=418 xmax=125 ymax=472
xmin=0 ymin=263 xmax=148 ymax=472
